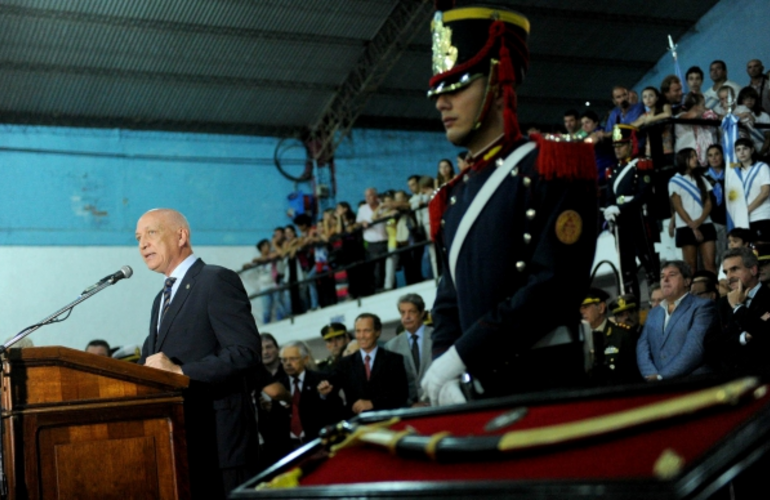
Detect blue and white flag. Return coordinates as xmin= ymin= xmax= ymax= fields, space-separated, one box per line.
xmin=723 ymin=113 xmax=748 ymax=229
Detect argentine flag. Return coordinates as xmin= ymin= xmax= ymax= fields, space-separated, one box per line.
xmin=723 ymin=113 xmax=749 ymax=230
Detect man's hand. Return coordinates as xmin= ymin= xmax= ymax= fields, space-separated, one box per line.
xmin=317 ymin=380 xmax=333 ymax=396
xmin=728 ymin=279 xmax=749 ymax=309
xmin=421 ymin=346 xmax=466 ymax=406
xmin=144 ymin=352 xmax=183 ymax=375
xmin=352 ymin=399 xmax=374 ymax=414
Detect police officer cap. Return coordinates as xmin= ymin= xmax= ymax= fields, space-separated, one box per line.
xmin=321 ymin=322 xmax=347 ymax=341
xmin=754 ymin=242 xmax=770 ymax=262
xmin=609 ymin=294 xmax=638 ymax=315
xmin=582 ymin=287 xmax=610 ymax=306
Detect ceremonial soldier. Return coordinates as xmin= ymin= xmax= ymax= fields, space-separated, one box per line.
xmin=603 ymin=124 xmax=660 ymax=300
xmin=581 ymin=289 xmax=640 ymax=386
xmin=420 ymin=3 xmax=598 ymax=405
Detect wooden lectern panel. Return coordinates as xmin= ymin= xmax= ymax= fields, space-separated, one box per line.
xmin=2 ymin=347 xmax=190 ymax=499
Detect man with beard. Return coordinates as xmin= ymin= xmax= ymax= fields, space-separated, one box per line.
xmin=603 ymin=86 xmax=645 ymax=138
xmin=707 ymin=247 xmax=770 ymax=374
xmin=420 ymin=4 xmax=598 ymax=405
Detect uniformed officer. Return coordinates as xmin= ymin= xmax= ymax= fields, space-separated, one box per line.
xmin=754 ymin=242 xmax=770 ymax=285
xmin=581 ymin=289 xmax=640 ymax=385
xmin=316 ymin=323 xmax=350 ymax=373
xmin=420 ymin=4 xmax=599 ymax=405
xmin=609 ymin=293 xmax=642 ymax=337
xmin=603 ymin=124 xmax=660 ymax=301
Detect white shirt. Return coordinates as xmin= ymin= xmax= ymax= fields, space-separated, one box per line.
xmin=359 ymin=345 xmax=378 ymax=368
xmin=739 ymin=162 xmax=770 ymax=222
xmin=356 ymin=204 xmax=388 ymax=243
xmin=662 ymin=293 xmax=688 ymax=329
xmin=669 ymin=173 xmax=713 ymax=228
xmin=156 ymin=254 xmax=198 ymax=331
xmin=704 ymin=80 xmax=743 ymax=110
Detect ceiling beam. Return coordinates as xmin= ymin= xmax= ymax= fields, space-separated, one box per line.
xmin=307 ymin=0 xmax=434 ymax=161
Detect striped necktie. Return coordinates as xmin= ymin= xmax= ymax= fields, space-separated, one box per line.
xmin=161 ymin=277 xmax=177 ymax=322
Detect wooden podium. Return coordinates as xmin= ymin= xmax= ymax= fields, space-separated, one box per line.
xmin=1 ymin=346 xmax=190 ymax=499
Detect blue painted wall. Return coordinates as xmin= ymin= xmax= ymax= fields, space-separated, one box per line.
xmin=634 ymin=0 xmax=768 ymax=95
xmin=0 ymin=125 xmax=454 ymax=246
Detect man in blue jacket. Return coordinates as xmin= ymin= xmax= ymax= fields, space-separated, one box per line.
xmin=637 ymin=260 xmax=715 ymax=380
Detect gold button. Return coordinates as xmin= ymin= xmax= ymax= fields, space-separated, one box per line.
xmin=510 ymin=167 xmax=519 ymax=177
xmin=523 ymin=177 xmax=531 ymax=187
xmin=526 ymin=209 xmax=536 ymax=220
xmin=523 ymin=233 xmax=531 ymax=244
xmin=516 ymin=261 xmax=526 ymax=272
xmin=463 ymin=174 xmax=470 ymax=182
xmin=495 ymin=158 xmax=504 ymax=168
xmin=450 ymin=196 xmax=456 ymax=205
xmin=441 ymin=219 xmax=445 ymax=227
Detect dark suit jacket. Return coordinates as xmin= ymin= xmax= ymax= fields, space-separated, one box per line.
xmin=708 ymin=285 xmax=770 ymax=373
xmin=328 ymin=348 xmax=409 ymax=417
xmin=279 ymin=369 xmax=344 ymax=441
xmin=139 ymin=259 xmax=262 ymax=478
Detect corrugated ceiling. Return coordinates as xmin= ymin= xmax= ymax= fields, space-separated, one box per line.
xmin=0 ymin=0 xmax=721 ymax=140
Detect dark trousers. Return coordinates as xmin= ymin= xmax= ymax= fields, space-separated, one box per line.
xmin=365 ymin=240 xmax=389 ymax=292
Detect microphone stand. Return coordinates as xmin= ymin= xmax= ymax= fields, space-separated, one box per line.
xmin=0 ymin=276 xmax=120 ymax=498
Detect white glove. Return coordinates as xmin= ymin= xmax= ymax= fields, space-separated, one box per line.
xmin=438 ymin=379 xmax=467 ymax=406
xmin=421 ymin=346 xmax=466 ymax=406
xmin=604 ymin=205 xmax=620 ymax=223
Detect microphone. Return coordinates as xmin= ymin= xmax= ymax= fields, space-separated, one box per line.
xmin=81 ymin=266 xmax=133 ymax=295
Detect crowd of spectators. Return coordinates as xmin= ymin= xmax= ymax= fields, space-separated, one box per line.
xmin=242 ymin=160 xmax=458 ymax=324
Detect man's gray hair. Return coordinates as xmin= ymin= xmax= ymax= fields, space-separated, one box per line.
xmin=660 ymin=260 xmax=693 ymax=280
xmin=281 ymin=340 xmax=309 ymax=358
xmin=723 ymin=246 xmax=759 ymax=269
xmin=397 ymin=293 xmax=425 ymax=312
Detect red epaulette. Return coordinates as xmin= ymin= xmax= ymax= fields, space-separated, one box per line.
xmin=530 ymin=133 xmax=597 ymax=181
xmin=636 ymin=158 xmax=654 ymax=171
xmin=428 ymin=167 xmax=470 ymax=242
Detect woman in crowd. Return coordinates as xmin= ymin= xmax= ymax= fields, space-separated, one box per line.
xmin=704 ymin=144 xmax=728 ymax=265
xmin=435 ymin=159 xmax=455 ymax=188
xmin=735 ymin=87 xmax=770 ymax=157
xmin=669 ymin=148 xmax=716 ymax=274
xmin=632 ymin=86 xmax=673 ymax=160
xmin=675 ymin=92 xmax=719 ymax=166
xmin=734 ymin=138 xmax=770 ymax=240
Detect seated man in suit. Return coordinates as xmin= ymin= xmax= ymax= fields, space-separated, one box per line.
xmin=318 ymin=313 xmax=409 ymax=417
xmin=707 ymin=247 xmax=770 ymax=373
xmin=136 ymin=208 xmax=262 ymax=499
xmin=385 ymin=293 xmax=433 ymax=405
xmin=279 ymin=341 xmax=343 ymax=449
xmin=637 ymin=260 xmax=715 ymax=381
